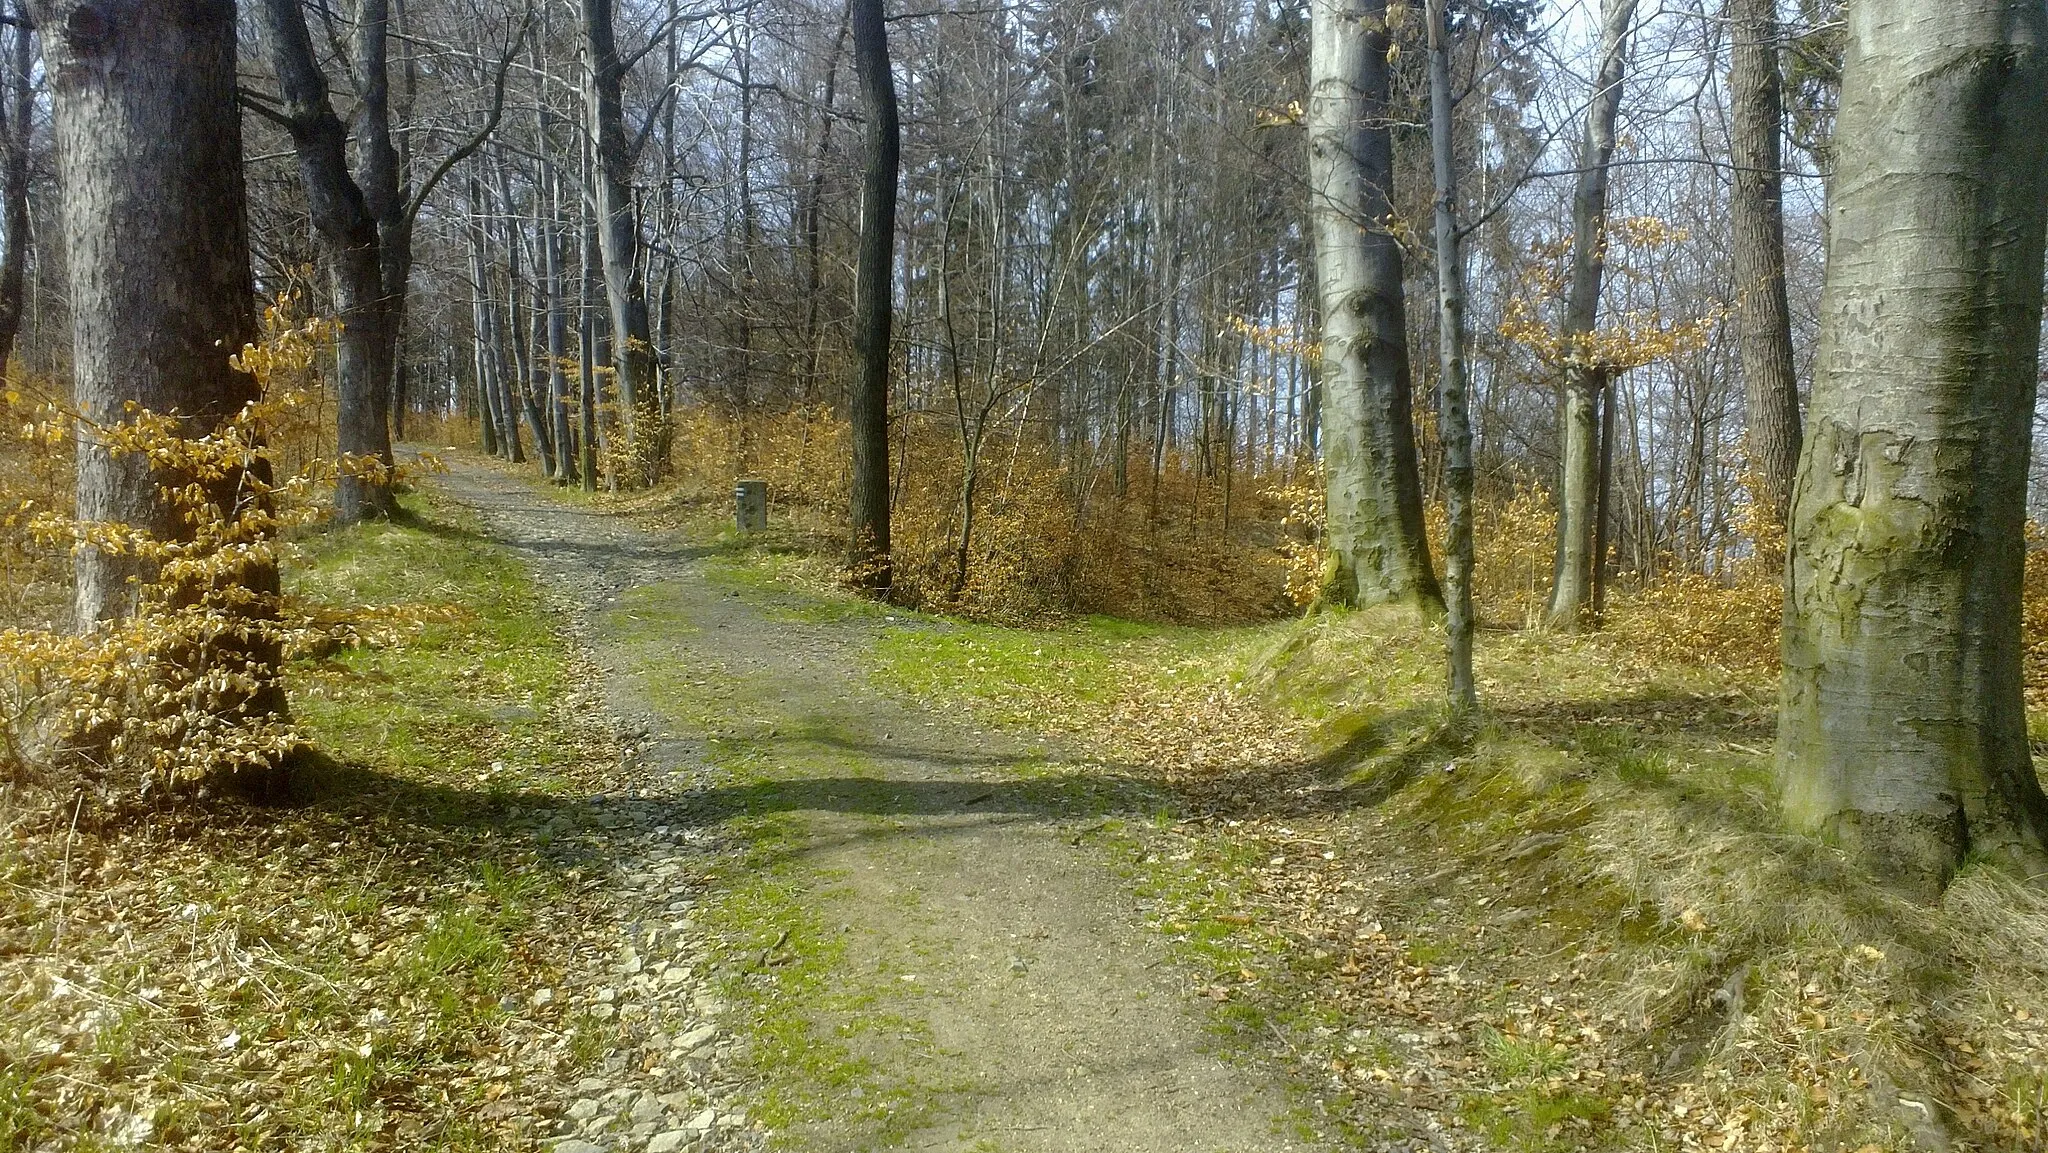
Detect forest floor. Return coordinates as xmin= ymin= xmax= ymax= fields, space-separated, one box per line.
xmin=9 ymin=448 xmax=2048 ymax=1153
xmin=427 ymin=452 xmax=1318 ymax=1153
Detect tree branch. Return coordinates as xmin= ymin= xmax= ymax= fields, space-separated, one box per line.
xmin=403 ymin=6 xmax=532 ymax=226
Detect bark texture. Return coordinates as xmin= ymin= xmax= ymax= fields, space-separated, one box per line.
xmin=1308 ymin=0 xmax=1442 ymax=612
xmin=0 ymin=16 xmax=32 ymax=372
xmin=1728 ymin=0 xmax=1802 ymax=526
xmin=582 ymin=0 xmax=662 ymax=484
xmin=1425 ymin=0 xmax=1475 ymax=712
xmin=253 ymin=0 xmax=395 ymax=522
xmin=1777 ymin=0 xmax=2048 ymax=892
xmin=1546 ymin=0 xmax=1636 ymax=629
xmin=30 ymin=0 xmax=266 ymax=626
xmin=849 ymin=0 xmax=897 ymax=594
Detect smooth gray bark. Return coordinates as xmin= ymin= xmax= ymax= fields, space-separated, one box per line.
xmin=252 ymin=0 xmax=395 ymax=522
xmin=1425 ymin=0 xmax=1475 ymax=712
xmin=581 ymin=0 xmax=662 ymax=483
xmin=1777 ymin=0 xmax=2048 ymax=892
xmin=1728 ymin=0 xmax=1802 ymax=527
xmin=33 ymin=0 xmax=281 ymax=718
xmin=1546 ymin=0 xmax=1637 ymax=629
xmin=1308 ymin=0 xmax=1442 ymax=612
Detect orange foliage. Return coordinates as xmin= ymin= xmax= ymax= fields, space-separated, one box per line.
xmin=0 ymin=294 xmax=429 ymax=792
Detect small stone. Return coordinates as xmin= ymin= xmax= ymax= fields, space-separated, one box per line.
xmin=575 ymin=1078 xmax=608 ymax=1094
xmin=533 ymin=988 xmax=556 ymax=1008
xmin=553 ymin=1141 xmax=608 ymax=1153
xmin=630 ymin=1095 xmax=663 ymax=1123
xmin=685 ymin=1108 xmax=717 ymax=1131
xmin=647 ymin=1132 xmax=689 ymax=1153
xmin=567 ymin=1100 xmax=601 ymax=1122
xmin=675 ymin=1024 xmax=719 ymax=1053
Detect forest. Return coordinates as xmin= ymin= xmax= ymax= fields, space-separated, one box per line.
xmin=3 ymin=0 xmax=2048 ymax=1150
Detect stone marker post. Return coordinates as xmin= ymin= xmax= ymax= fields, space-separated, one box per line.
xmin=735 ymin=478 xmax=768 ymax=531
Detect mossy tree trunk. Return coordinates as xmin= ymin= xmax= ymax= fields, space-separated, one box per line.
xmin=1308 ymin=0 xmax=1442 ymax=612
xmin=1777 ymin=0 xmax=2048 ymax=893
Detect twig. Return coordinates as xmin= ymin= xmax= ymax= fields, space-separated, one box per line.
xmin=52 ymin=788 xmax=82 ymax=950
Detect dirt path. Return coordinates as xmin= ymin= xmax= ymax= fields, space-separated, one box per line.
xmin=429 ymin=456 xmax=1317 ymax=1153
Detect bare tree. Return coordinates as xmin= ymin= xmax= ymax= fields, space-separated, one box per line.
xmin=848 ymin=0 xmax=897 ymax=594
xmin=30 ymin=0 xmax=279 ymax=721
xmin=1546 ymin=0 xmax=1638 ymax=629
xmin=1728 ymin=0 xmax=1801 ymax=527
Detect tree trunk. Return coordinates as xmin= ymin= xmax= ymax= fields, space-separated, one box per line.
xmin=581 ymin=0 xmax=661 ymax=484
xmin=1728 ymin=0 xmax=1802 ymax=531
xmin=1777 ymin=0 xmax=2048 ymax=893
xmin=1308 ymin=0 xmax=1443 ymax=612
xmin=1546 ymin=0 xmax=1637 ymax=629
xmin=578 ymin=142 xmax=600 ymax=491
xmin=34 ymin=0 xmax=280 ymax=723
xmin=1425 ymin=0 xmax=1475 ymax=713
xmin=254 ymin=0 xmax=396 ymax=523
xmin=351 ymin=0 xmax=403 ymax=474
xmin=0 ymin=16 xmax=33 ymax=373
xmin=848 ymin=0 xmax=897 ymax=595
xmin=546 ymin=166 xmax=576 ymax=484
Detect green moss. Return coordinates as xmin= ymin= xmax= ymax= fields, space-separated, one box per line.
xmin=701 ymin=814 xmax=953 ymax=1146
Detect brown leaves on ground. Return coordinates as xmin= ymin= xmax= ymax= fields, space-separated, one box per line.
xmin=1054 ymin=616 xmax=2048 ymax=1153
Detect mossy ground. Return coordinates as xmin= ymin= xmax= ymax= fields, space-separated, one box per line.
xmin=698 ymin=569 xmax=2048 ymax=1152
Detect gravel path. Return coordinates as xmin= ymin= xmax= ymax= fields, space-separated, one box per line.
xmin=430 ymin=455 xmax=1316 ymax=1153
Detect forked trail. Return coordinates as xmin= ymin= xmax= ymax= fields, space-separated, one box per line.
xmin=432 ymin=456 xmax=1317 ymax=1153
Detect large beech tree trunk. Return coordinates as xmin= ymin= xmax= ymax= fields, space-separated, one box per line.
xmin=1728 ymin=0 xmax=1801 ymax=528
xmin=1307 ymin=0 xmax=1441 ymax=612
xmin=32 ymin=0 xmax=273 ymax=688
xmin=1777 ymin=0 xmax=2048 ymax=893
xmin=1546 ymin=0 xmax=1636 ymax=629
xmin=848 ymin=0 xmax=897 ymax=594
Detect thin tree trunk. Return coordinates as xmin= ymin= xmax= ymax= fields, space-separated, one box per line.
xmin=546 ymin=165 xmax=576 ymax=484
xmin=848 ymin=0 xmax=897 ymax=594
xmin=799 ymin=10 xmax=850 ymax=409
xmin=1777 ymin=0 xmax=2048 ymax=893
xmin=1308 ymin=0 xmax=1443 ymax=611
xmin=0 ymin=15 xmax=33 ymax=373
xmin=1426 ymin=0 xmax=1475 ymax=713
xmin=578 ymin=140 xmax=600 ymax=491
xmin=1546 ymin=0 xmax=1637 ymax=628
xmin=1728 ymin=0 xmax=1801 ymax=530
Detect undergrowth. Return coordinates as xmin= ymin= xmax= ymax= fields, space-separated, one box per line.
xmin=0 ymin=492 xmax=625 ymax=1149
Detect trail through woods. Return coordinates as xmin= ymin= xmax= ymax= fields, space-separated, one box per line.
xmin=429 ymin=455 xmax=1318 ymax=1153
